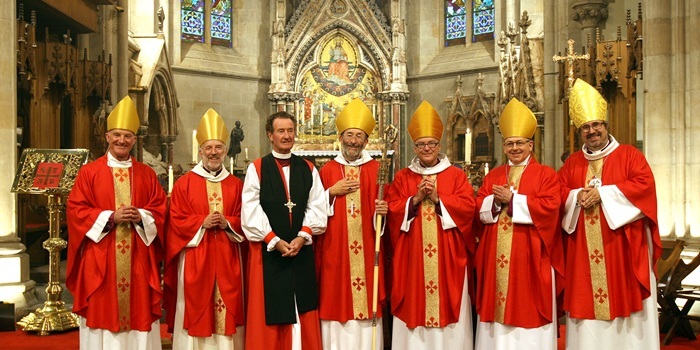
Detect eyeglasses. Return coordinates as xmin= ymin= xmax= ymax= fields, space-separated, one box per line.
xmin=580 ymin=121 xmax=606 ymax=133
xmin=414 ymin=141 xmax=440 ymax=149
xmin=503 ymin=140 xmax=530 ymax=149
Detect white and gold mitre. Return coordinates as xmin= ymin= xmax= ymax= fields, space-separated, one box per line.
xmin=499 ymin=98 xmax=537 ymax=139
xmin=107 ymin=96 xmax=140 ymax=134
xmin=336 ymin=98 xmax=376 ymax=136
xmin=196 ymin=108 xmax=228 ymax=145
xmin=408 ymin=100 xmax=443 ymax=141
xmin=569 ymin=78 xmax=608 ymax=128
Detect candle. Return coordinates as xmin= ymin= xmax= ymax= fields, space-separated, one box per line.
xmin=192 ymin=130 xmax=198 ymax=163
xmin=372 ymin=104 xmax=376 ymax=117
xmin=245 ymin=148 xmax=249 ymax=160
xmin=484 ymin=162 xmax=489 ymax=175
xmin=168 ymin=165 xmax=174 ymax=194
xmin=229 ymin=157 xmax=234 ymax=172
xmin=465 ymin=128 xmax=472 ymax=164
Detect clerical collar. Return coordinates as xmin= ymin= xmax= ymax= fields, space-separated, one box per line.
xmin=508 ymin=155 xmax=531 ymax=166
xmin=583 ymin=135 xmax=619 ymax=161
xmin=408 ymin=153 xmax=452 ymax=175
xmin=334 ymin=150 xmax=372 ymax=166
xmin=202 ymin=165 xmax=222 ymax=177
xmin=585 ymin=137 xmax=611 ymax=154
xmin=192 ymin=162 xmax=229 ymax=182
xmin=106 ymin=151 xmax=132 ymax=168
xmin=272 ymin=150 xmax=292 ymax=159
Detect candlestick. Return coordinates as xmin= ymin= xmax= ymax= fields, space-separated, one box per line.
xmin=465 ymin=128 xmax=472 ymax=164
xmin=192 ymin=130 xmax=198 ymax=163
xmin=245 ymin=148 xmax=249 ymax=160
xmin=168 ymin=165 xmax=174 ymax=194
xmin=484 ymin=162 xmax=489 ymax=175
xmin=229 ymin=157 xmax=234 ymax=172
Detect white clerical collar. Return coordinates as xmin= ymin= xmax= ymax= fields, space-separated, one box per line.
xmin=583 ymin=135 xmax=619 ymax=161
xmin=192 ymin=162 xmax=230 ymax=183
xmin=107 ymin=151 xmax=132 ymax=168
xmin=508 ymin=155 xmax=531 ymax=166
xmin=334 ymin=150 xmax=372 ymax=166
xmin=408 ymin=153 xmax=452 ymax=175
xmin=272 ymin=150 xmax=292 ymax=159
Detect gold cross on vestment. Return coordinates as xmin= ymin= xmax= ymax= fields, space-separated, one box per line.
xmin=284 ymin=200 xmax=296 ymax=213
xmin=552 ymin=39 xmax=590 ymax=96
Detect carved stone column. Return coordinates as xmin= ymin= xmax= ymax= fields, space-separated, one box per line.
xmin=571 ymin=0 xmax=609 ymax=46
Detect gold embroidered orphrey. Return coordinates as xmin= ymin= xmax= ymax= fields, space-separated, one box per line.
xmin=206 ymin=180 xmax=228 ymax=334
xmin=421 ymin=174 xmax=440 ymax=327
xmin=494 ymin=165 xmax=524 ymax=323
xmin=343 ymin=165 xmax=370 ymax=319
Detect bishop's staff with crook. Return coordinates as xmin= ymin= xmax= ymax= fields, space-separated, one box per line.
xmin=372 ymin=124 xmax=397 ymax=350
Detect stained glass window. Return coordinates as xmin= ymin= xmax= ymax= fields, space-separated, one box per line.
xmin=445 ymin=1 xmax=467 ymax=47
xmin=181 ymin=0 xmax=205 ymax=43
xmin=472 ymin=0 xmax=495 ymax=42
xmin=210 ymin=0 xmax=232 ymax=47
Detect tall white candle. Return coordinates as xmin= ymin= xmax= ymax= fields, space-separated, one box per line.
xmin=484 ymin=162 xmax=489 ymax=175
xmin=245 ymin=148 xmax=249 ymax=160
xmin=192 ymin=130 xmax=198 ymax=163
xmin=168 ymin=165 xmax=174 ymax=194
xmin=465 ymin=128 xmax=472 ymax=164
xmin=229 ymin=157 xmax=234 ymax=172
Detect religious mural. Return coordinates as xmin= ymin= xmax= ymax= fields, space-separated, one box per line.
xmin=298 ymin=35 xmax=380 ymax=140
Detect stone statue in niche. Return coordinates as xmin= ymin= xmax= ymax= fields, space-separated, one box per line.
xmin=227 ymin=120 xmax=245 ymax=165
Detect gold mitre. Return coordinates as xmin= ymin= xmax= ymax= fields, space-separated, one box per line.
xmin=569 ymin=78 xmax=608 ymax=128
xmin=107 ymin=96 xmax=140 ymax=134
xmin=499 ymin=98 xmax=537 ymax=139
xmin=196 ymin=108 xmax=228 ymax=145
xmin=336 ymin=98 xmax=376 ymax=136
xmin=408 ymin=101 xmax=443 ymax=141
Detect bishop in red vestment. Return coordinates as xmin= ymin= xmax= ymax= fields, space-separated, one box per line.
xmin=164 ymin=109 xmax=246 ymax=349
xmin=66 ymin=96 xmax=166 ymax=349
xmin=316 ymin=99 xmax=388 ymax=349
xmin=474 ymin=98 xmax=564 ymax=350
xmin=386 ymin=101 xmax=476 ymax=350
xmin=559 ymin=79 xmax=660 ymax=349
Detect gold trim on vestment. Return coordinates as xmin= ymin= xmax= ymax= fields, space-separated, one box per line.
xmin=206 ymin=180 xmax=229 ymax=332
xmin=421 ymin=174 xmax=440 ymax=327
xmin=494 ymin=165 xmax=524 ymax=323
xmin=113 ymin=167 xmax=132 ymax=331
xmin=584 ymin=158 xmax=611 ymax=320
xmin=344 ymin=166 xmax=369 ymax=319
xmin=213 ymin=281 xmax=226 ymax=334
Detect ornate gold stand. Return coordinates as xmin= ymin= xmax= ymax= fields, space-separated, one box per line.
xmin=17 ymin=193 xmax=79 ymax=335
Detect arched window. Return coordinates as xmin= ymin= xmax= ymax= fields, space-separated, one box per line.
xmin=445 ymin=1 xmax=467 ymax=47
xmin=472 ymin=0 xmax=495 ymax=42
xmin=444 ymin=0 xmax=495 ymax=46
xmin=181 ymin=0 xmax=232 ymax=47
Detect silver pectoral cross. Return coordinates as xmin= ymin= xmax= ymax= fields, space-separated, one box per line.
xmin=348 ymin=199 xmax=356 ymax=213
xmin=284 ymin=200 xmax=296 ymax=213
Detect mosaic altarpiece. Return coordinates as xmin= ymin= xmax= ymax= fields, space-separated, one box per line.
xmin=268 ymin=0 xmax=407 ymax=169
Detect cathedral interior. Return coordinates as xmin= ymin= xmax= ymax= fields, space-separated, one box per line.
xmin=1 ymin=0 xmax=699 ymax=339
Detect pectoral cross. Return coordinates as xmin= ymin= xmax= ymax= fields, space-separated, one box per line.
xmin=284 ymin=200 xmax=296 ymax=213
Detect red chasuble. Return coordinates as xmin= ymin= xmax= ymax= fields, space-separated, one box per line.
xmin=475 ymin=159 xmax=565 ymax=328
xmin=163 ymin=171 xmax=246 ymax=336
xmin=316 ymin=159 xmax=387 ymax=322
xmin=66 ymin=156 xmax=166 ymax=332
xmin=558 ymin=145 xmax=661 ymax=320
xmin=385 ymin=165 xmax=476 ymax=328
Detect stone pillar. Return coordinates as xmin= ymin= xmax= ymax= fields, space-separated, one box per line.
xmin=644 ymin=0 xmax=699 ymax=238
xmin=0 ymin=1 xmax=37 ymax=315
xmin=571 ymin=0 xmax=609 ymax=45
